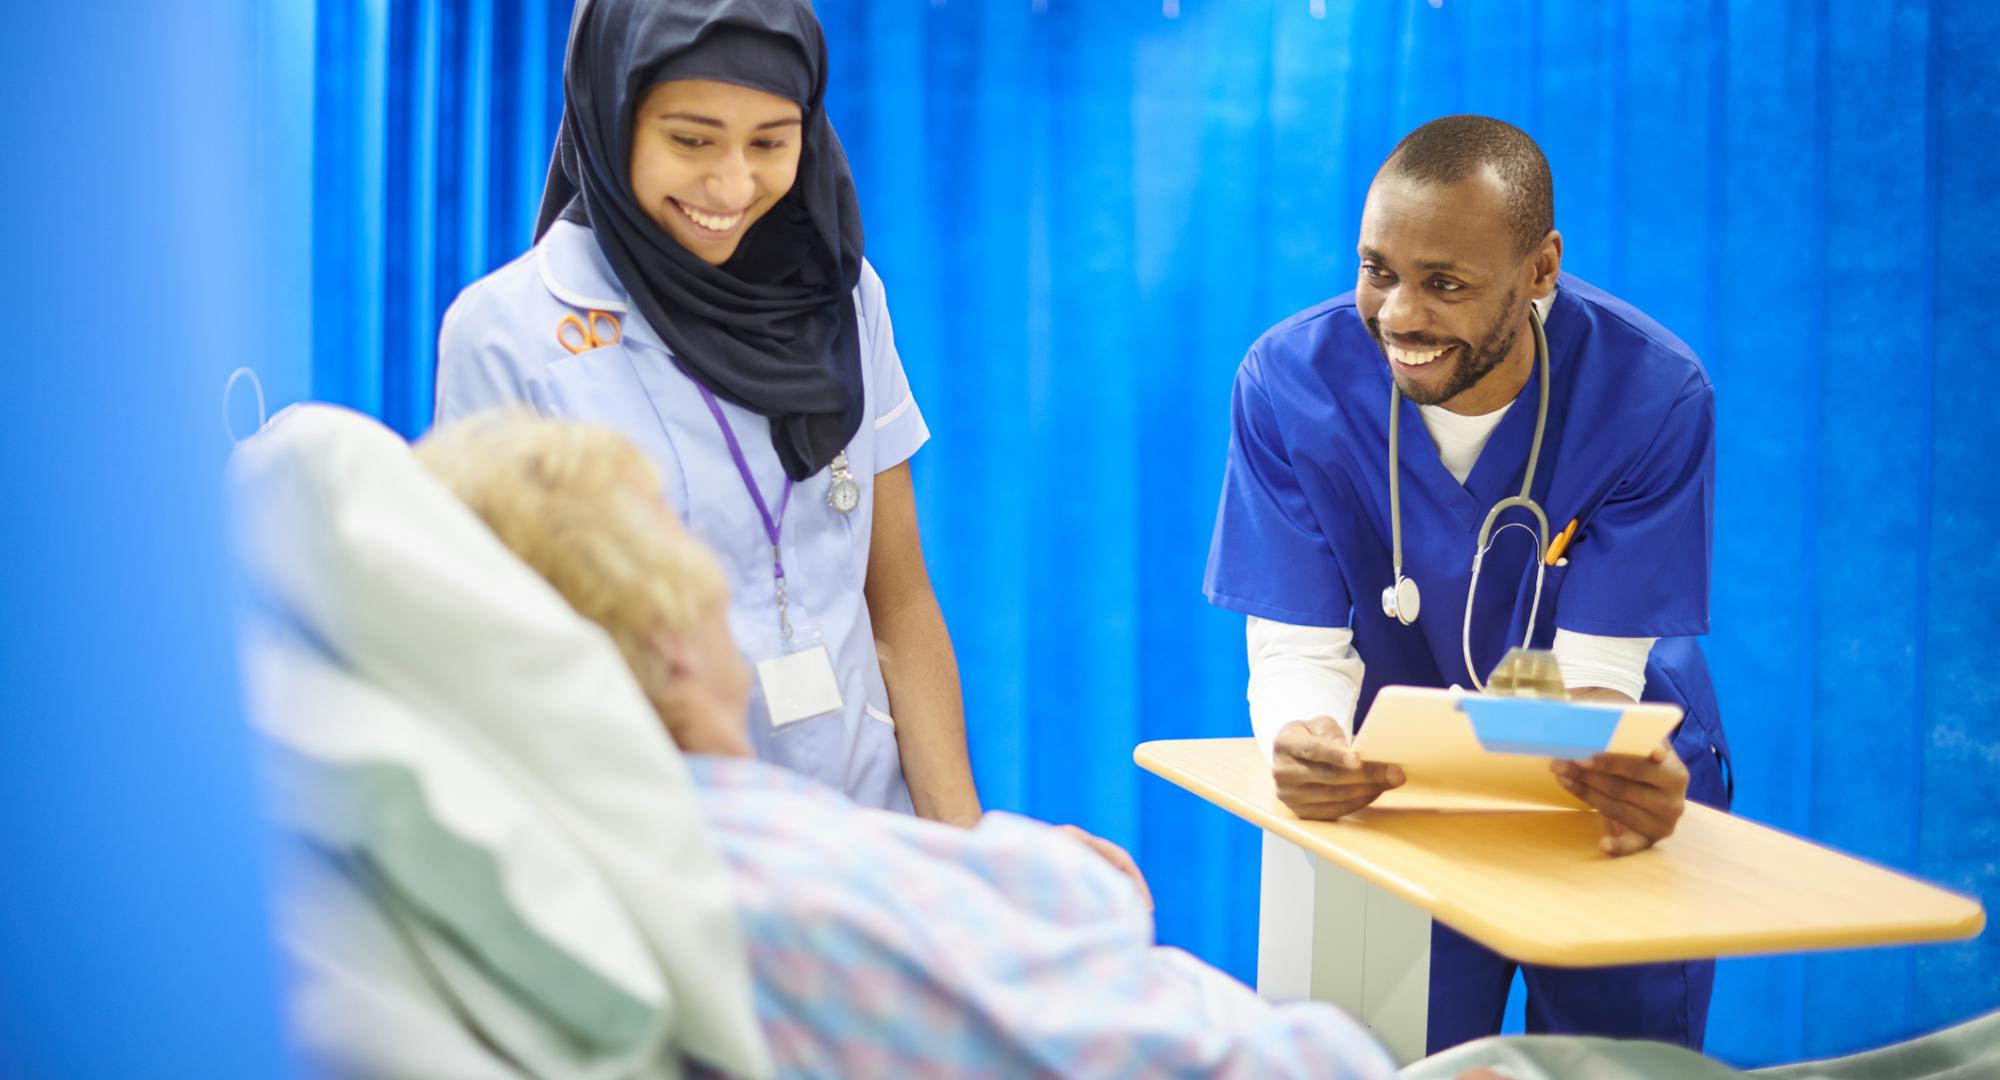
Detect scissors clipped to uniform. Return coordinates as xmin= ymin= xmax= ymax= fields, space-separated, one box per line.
xmin=557 ymin=309 xmax=622 ymax=355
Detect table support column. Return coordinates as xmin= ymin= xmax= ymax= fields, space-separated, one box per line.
xmin=1256 ymin=831 xmax=1431 ymax=1064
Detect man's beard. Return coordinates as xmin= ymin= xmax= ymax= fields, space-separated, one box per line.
xmin=1370 ymin=288 xmax=1521 ymax=407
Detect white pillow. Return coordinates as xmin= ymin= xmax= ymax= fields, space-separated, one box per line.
xmin=245 ymin=616 xmax=671 ymax=1076
xmin=232 ymin=404 xmax=770 ymax=1079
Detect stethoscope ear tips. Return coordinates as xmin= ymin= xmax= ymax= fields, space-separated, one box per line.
xmin=1381 ymin=576 xmax=1421 ymax=625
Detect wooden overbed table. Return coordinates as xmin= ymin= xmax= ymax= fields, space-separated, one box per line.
xmin=1135 ymin=737 xmax=1985 ymax=1063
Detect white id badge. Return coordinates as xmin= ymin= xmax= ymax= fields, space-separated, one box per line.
xmin=753 ymin=620 xmax=844 ymax=728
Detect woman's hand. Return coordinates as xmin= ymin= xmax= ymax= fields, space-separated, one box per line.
xmin=1054 ymin=825 xmax=1153 ymax=911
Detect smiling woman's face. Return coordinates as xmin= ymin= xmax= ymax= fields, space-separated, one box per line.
xmin=629 ymin=78 xmax=804 ymax=265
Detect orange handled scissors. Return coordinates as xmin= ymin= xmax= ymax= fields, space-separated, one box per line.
xmin=557 ymin=310 xmax=622 ymax=355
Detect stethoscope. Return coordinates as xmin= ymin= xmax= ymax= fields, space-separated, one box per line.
xmin=1380 ymin=304 xmax=1552 ymax=693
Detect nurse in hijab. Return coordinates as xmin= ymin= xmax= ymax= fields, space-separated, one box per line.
xmin=433 ymin=0 xmax=979 ymax=823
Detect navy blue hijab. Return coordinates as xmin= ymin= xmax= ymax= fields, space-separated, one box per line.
xmin=537 ymin=0 xmax=865 ymax=481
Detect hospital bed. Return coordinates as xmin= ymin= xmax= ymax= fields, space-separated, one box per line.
xmin=233 ymin=404 xmax=769 ymax=1078
xmin=230 ymin=405 xmax=1997 ymax=1079
xmin=1407 ymin=1011 xmax=2000 ymax=1080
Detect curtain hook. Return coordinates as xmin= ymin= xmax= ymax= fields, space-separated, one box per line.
xmin=224 ymin=367 xmax=268 ymax=444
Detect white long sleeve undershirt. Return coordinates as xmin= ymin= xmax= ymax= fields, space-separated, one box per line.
xmin=1244 ymin=618 xmax=1656 ymax=763
xmin=1246 ymin=618 xmax=1365 ymax=762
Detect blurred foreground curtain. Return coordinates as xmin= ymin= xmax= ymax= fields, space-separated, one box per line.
xmin=0 ymin=1 xmax=299 ymax=1075
xmin=309 ymin=0 xmax=1999 ymax=1066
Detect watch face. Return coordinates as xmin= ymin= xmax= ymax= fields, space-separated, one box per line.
xmin=828 ymin=477 xmax=861 ymax=513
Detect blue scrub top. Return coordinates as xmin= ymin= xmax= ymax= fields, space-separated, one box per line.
xmin=436 ymin=220 xmax=925 ymax=812
xmin=1205 ymin=274 xmax=1729 ymax=767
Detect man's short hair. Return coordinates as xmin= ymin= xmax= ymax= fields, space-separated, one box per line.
xmin=1383 ymin=115 xmax=1554 ymax=256
xmin=415 ymin=411 xmax=727 ymax=712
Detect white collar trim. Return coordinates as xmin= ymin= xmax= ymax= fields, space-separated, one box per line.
xmin=535 ymin=220 xmax=631 ymax=314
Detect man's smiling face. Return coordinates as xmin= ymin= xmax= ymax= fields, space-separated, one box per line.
xmin=1355 ymin=165 xmax=1547 ymax=414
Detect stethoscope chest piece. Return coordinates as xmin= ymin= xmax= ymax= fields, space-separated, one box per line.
xmin=1382 ymin=575 xmax=1421 ymax=625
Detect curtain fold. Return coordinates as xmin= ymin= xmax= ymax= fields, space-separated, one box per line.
xmin=313 ymin=0 xmax=565 ymax=434
xmin=309 ymin=0 xmax=1999 ymax=1065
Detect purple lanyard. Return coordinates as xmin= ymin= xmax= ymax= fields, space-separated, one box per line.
xmin=697 ymin=385 xmax=796 ymax=639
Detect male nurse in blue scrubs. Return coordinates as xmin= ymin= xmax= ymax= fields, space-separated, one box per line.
xmin=1205 ymin=115 xmax=1732 ymax=1053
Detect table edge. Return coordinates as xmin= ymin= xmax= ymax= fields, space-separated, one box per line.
xmin=1133 ymin=739 xmax=1987 ymax=965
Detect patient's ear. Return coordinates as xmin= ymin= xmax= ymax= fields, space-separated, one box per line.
xmin=635 ymin=622 xmax=753 ymax=758
xmin=629 ymin=631 xmax=692 ymax=725
xmin=651 ymin=629 xmax=698 ymax=680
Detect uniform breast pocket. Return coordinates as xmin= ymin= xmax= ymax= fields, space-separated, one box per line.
xmin=533 ymin=346 xmax=690 ymax=512
xmin=1516 ymin=558 xmax=1569 ymax=646
xmin=1539 ymin=557 xmax=1570 ymax=606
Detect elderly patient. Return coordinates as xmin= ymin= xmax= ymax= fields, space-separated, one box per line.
xmin=413 ymin=412 xmax=1394 ymax=1078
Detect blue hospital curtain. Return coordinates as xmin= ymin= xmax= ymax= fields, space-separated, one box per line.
xmin=307 ymin=0 xmax=2000 ymax=1066
xmin=0 ymin=1 xmax=298 ymax=1075
xmin=314 ymin=0 xmax=569 ymax=435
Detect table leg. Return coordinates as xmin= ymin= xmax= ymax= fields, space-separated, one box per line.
xmin=1256 ymin=831 xmax=1431 ymax=1064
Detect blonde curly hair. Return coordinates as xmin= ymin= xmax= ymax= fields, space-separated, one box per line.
xmin=414 ymin=410 xmax=727 ymax=714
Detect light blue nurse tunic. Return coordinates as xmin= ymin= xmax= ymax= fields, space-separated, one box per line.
xmin=435 ymin=219 xmax=925 ymax=813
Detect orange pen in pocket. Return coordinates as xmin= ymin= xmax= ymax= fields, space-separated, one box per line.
xmin=1545 ymin=517 xmax=1580 ymax=566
